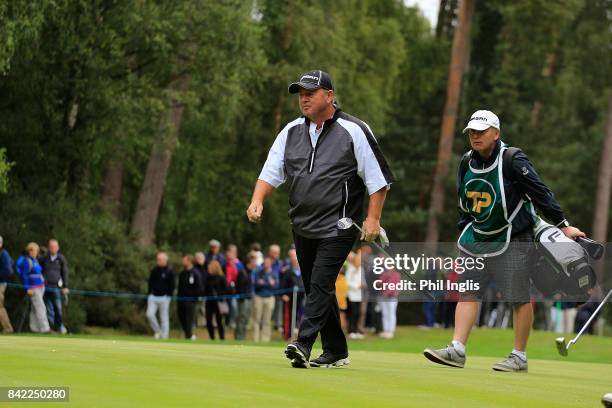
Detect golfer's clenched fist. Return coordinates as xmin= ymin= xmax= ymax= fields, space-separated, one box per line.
xmin=246 ymin=201 xmax=263 ymax=223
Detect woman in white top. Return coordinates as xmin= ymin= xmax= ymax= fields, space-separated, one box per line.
xmin=345 ymin=251 xmax=364 ymax=339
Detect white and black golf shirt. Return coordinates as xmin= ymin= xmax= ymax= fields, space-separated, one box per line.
xmin=259 ymin=109 xmax=394 ymax=238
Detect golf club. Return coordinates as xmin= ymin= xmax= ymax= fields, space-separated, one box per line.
xmin=555 ymin=288 xmax=612 ymax=356
xmin=337 ymin=217 xmax=390 ymax=255
xmin=337 ymin=217 xmax=434 ymax=300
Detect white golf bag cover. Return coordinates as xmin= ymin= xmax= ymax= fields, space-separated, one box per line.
xmin=532 ymin=220 xmax=596 ymax=299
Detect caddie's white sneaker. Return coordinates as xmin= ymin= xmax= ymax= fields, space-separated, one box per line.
xmin=423 ymin=344 xmax=466 ymax=368
xmin=492 ymin=353 xmax=528 ymax=372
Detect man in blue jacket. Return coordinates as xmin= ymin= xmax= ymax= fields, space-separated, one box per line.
xmin=0 ymin=236 xmax=14 ymax=333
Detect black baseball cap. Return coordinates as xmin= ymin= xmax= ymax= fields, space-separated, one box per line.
xmin=288 ymin=70 xmax=334 ymax=94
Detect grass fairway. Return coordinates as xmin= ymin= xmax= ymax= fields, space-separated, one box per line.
xmin=1 ymin=328 xmax=610 ymax=407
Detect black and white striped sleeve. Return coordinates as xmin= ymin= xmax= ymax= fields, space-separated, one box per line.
xmin=258 ymin=118 xmax=303 ymax=188
xmin=337 ymin=118 xmax=395 ymax=194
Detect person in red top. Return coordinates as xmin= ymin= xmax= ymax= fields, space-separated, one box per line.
xmin=378 ymin=266 xmax=400 ymax=339
xmin=225 ymin=244 xmax=244 ymax=328
xmin=225 ymin=245 xmax=240 ymax=289
xmin=442 ymin=263 xmax=461 ymax=329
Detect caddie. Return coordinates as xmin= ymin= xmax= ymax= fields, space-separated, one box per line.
xmin=424 ymin=110 xmax=585 ymax=372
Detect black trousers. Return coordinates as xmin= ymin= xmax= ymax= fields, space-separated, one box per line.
xmin=347 ymin=301 xmax=361 ymax=334
xmin=205 ymin=300 xmax=224 ymax=340
xmin=294 ymin=231 xmax=357 ymax=356
xmin=177 ymin=300 xmax=197 ymax=338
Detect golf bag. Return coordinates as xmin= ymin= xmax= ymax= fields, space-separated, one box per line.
xmin=531 ymin=220 xmax=600 ymax=300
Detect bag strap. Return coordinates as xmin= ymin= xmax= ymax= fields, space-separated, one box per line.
xmin=457 ymin=151 xmax=472 ymax=193
xmin=502 ymin=146 xmax=521 ymax=181
xmin=459 ymin=147 xmax=521 ymax=181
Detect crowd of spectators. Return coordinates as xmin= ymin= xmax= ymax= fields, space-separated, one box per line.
xmin=145 ymin=240 xmax=307 ymax=341
xmin=0 ymin=236 xmax=70 ymax=334
xmin=0 ymin=235 xmax=601 ymax=340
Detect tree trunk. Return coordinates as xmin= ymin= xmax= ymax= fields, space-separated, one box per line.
xmin=102 ymin=155 xmax=124 ymax=219
xmin=592 ymin=94 xmax=612 ymax=280
xmin=273 ymin=88 xmax=285 ymax=135
xmin=425 ymin=0 xmax=475 ymax=251
xmin=130 ymin=75 xmax=191 ymax=246
xmin=530 ymin=7 xmax=584 ymax=129
xmin=271 ymin=0 xmax=294 ymax=135
xmin=530 ymin=52 xmax=557 ymax=128
xmin=436 ymin=0 xmax=459 ymax=40
xmin=435 ymin=0 xmax=450 ymax=39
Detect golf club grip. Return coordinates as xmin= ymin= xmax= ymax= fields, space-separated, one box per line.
xmin=575 ymin=236 xmax=605 ymax=260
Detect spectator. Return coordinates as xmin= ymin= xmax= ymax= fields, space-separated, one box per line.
xmin=235 ymin=254 xmax=255 ymax=340
xmin=17 ymin=242 xmax=49 ymax=333
xmin=0 ymin=236 xmax=14 ymax=333
xmin=194 ymin=251 xmax=207 ymax=327
xmin=281 ymin=253 xmax=303 ymax=340
xmin=204 ymin=260 xmax=227 ymax=340
xmin=225 ymin=244 xmax=244 ymax=328
xmin=249 ymin=242 xmax=264 ymax=266
xmin=193 ymin=252 xmax=207 ymax=288
xmin=177 ymin=255 xmax=202 ymax=340
xmin=421 ymin=267 xmax=438 ymax=328
xmin=361 ymin=245 xmax=381 ymax=333
xmin=442 ymin=268 xmax=460 ymax=329
xmin=40 ymin=239 xmax=69 ymax=334
xmin=268 ymin=244 xmax=284 ymax=331
xmin=574 ymin=300 xmax=600 ymax=335
xmin=205 ymin=239 xmax=226 ymax=273
xmin=379 ymin=267 xmax=400 ymax=339
xmin=204 ymin=241 xmax=226 ymax=334
xmin=335 ymin=265 xmax=349 ymax=333
xmin=552 ymin=302 xmax=577 ymax=333
xmin=345 ymin=250 xmax=364 ymax=339
xmin=252 ymin=256 xmax=276 ymax=342
xmin=146 ymin=252 xmax=175 ymax=339
xmin=225 ymin=244 xmax=243 ymax=290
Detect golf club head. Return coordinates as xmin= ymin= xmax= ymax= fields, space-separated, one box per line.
xmin=555 ymin=337 xmax=568 ymax=356
xmin=337 ymin=217 xmax=354 ymax=230
xmin=379 ymin=227 xmax=389 ymax=248
xmin=602 ymin=393 xmax=612 ymax=408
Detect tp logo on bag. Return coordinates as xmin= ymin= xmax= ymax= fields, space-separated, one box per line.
xmin=466 ymin=191 xmax=492 ymax=213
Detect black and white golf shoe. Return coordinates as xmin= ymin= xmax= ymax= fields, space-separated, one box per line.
xmin=284 ymin=342 xmax=310 ymax=368
xmin=309 ymin=352 xmax=350 ymax=368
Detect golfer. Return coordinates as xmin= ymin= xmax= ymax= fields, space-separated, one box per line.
xmin=424 ymin=110 xmax=584 ymax=372
xmin=247 ymin=70 xmax=394 ymax=368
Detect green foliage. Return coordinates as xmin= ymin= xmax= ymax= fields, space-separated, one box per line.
xmin=0 ymin=148 xmax=13 ymax=193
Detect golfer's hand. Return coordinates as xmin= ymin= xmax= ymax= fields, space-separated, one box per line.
xmin=561 ymin=226 xmax=585 ymax=239
xmin=246 ymin=201 xmax=263 ymax=223
xmin=361 ymin=217 xmax=380 ymax=242
xmin=62 ymin=288 xmax=70 ymax=295
xmin=27 ymin=289 xmax=33 ymax=296
xmin=282 ymin=295 xmax=290 ymax=302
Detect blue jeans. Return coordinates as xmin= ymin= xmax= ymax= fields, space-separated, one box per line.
xmin=44 ymin=289 xmax=64 ymax=331
xmin=423 ymin=302 xmax=436 ymax=327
